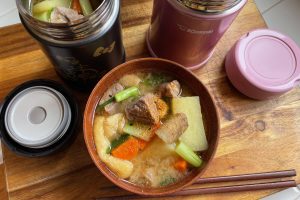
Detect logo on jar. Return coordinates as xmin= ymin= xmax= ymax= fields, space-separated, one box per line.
xmin=177 ymin=24 xmax=213 ymax=35
xmin=93 ymin=41 xmax=116 ymax=57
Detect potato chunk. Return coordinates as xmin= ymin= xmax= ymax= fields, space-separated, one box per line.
xmin=172 ymin=97 xmax=208 ymax=151
xmin=93 ymin=116 xmax=133 ymax=179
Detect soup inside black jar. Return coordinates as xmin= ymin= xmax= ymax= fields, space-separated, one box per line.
xmin=30 ymin=0 xmax=103 ymax=22
xmin=93 ymin=72 xmax=208 ymax=187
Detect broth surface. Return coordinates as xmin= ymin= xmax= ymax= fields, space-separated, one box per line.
xmin=93 ymin=72 xmax=207 ymax=188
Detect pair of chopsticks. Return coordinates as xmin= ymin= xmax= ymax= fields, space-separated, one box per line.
xmin=174 ymin=169 xmax=296 ymax=196
xmin=97 ymin=169 xmax=297 ymax=199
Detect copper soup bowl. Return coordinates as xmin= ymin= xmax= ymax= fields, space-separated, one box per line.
xmin=84 ymin=58 xmax=220 ymax=196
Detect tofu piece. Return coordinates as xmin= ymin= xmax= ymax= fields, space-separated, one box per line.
xmin=103 ymin=113 xmax=125 ymax=142
xmin=93 ymin=116 xmax=133 ymax=179
xmin=172 ymin=97 xmax=208 ymax=151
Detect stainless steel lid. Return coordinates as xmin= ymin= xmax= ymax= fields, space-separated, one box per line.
xmin=4 ymin=86 xmax=72 ymax=149
xmin=177 ymin=0 xmax=242 ymax=13
xmin=0 ymin=79 xmax=79 ymax=157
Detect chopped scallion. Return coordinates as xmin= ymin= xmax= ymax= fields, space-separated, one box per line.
xmin=79 ymin=0 xmax=93 ymax=16
xmin=114 ymin=86 xmax=139 ymax=102
xmin=175 ymin=142 xmax=203 ymax=167
xmin=96 ymin=86 xmax=140 ymax=112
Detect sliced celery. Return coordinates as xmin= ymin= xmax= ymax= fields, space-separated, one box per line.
xmin=79 ymin=0 xmax=93 ymax=16
xmin=175 ymin=142 xmax=203 ymax=167
xmin=123 ymin=122 xmax=153 ymax=141
xmin=52 ymin=0 xmax=72 ymax=8
xmin=115 ymin=87 xmax=140 ymax=102
xmin=96 ymin=87 xmax=140 ymax=112
xmin=96 ymin=97 xmax=114 ymax=112
xmin=33 ymin=0 xmax=71 ymax=14
xmin=34 ymin=10 xmax=52 ymax=22
xmin=33 ymin=0 xmax=56 ymax=14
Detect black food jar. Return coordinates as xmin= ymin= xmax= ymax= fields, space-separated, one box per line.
xmin=16 ymin=0 xmax=125 ymax=91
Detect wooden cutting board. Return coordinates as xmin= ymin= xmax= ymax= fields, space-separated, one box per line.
xmin=1 ymin=0 xmax=300 ymax=199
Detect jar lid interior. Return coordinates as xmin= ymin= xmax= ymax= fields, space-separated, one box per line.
xmin=5 ymin=86 xmax=72 ymax=148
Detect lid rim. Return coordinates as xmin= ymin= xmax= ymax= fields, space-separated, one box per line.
xmin=177 ymin=0 xmax=242 ymax=13
xmin=168 ymin=0 xmax=247 ymax=18
xmin=234 ymin=29 xmax=300 ymax=93
xmin=0 ymin=79 xmax=80 ymax=157
xmin=4 ymin=87 xmax=68 ymax=147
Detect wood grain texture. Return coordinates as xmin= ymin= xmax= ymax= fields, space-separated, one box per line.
xmin=1 ymin=0 xmax=299 ymax=200
xmin=0 ymin=164 xmax=8 ymax=200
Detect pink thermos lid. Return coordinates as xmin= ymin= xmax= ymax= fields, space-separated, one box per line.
xmin=226 ymin=29 xmax=300 ymax=100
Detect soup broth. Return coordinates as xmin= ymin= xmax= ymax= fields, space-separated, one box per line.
xmin=30 ymin=0 xmax=103 ymax=22
xmin=93 ymin=72 xmax=208 ymax=187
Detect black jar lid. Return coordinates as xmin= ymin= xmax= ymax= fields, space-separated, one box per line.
xmin=0 ymin=79 xmax=80 ymax=157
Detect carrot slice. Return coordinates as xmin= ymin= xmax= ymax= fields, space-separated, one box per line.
xmin=72 ymin=0 xmax=82 ymax=14
xmin=174 ymin=159 xmax=188 ymax=172
xmin=111 ymin=137 xmax=139 ymax=160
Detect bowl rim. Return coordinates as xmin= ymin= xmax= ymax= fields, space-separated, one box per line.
xmin=83 ymin=57 xmax=220 ymax=196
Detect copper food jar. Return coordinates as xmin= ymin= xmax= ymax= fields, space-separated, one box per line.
xmin=16 ymin=0 xmax=125 ymax=91
xmin=147 ymin=0 xmax=247 ymax=70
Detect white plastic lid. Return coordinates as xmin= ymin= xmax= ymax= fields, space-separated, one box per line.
xmin=4 ymin=86 xmax=71 ymax=148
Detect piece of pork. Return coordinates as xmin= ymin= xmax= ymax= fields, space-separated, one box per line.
xmin=99 ymin=83 xmax=124 ymax=115
xmin=125 ymin=93 xmax=159 ymax=125
xmin=158 ymin=80 xmax=181 ymax=98
xmin=155 ymin=113 xmax=188 ymax=144
xmin=50 ymin=7 xmax=84 ymax=23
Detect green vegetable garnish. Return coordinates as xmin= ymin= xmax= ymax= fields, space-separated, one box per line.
xmin=143 ymin=73 xmax=169 ymax=87
xmin=175 ymin=142 xmax=203 ymax=167
xmin=33 ymin=0 xmax=56 ymax=14
xmin=79 ymin=0 xmax=93 ymax=16
xmin=123 ymin=122 xmax=153 ymax=141
xmin=33 ymin=0 xmax=71 ymax=14
xmin=106 ymin=134 xmax=130 ymax=154
xmin=96 ymin=97 xmax=114 ymax=113
xmin=97 ymin=87 xmax=140 ymax=111
xmin=159 ymin=177 xmax=177 ymax=186
xmin=34 ymin=10 xmax=52 ymax=22
xmin=115 ymin=86 xmax=139 ymax=102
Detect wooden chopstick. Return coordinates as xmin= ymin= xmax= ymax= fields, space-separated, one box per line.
xmin=196 ymin=169 xmax=296 ymax=184
xmin=95 ymin=169 xmax=297 ymax=199
xmin=171 ymin=180 xmax=297 ymax=196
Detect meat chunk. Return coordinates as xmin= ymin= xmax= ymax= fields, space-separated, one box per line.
xmin=159 ymin=80 xmax=181 ymax=98
xmin=155 ymin=113 xmax=188 ymax=144
xmin=50 ymin=7 xmax=84 ymax=23
xmin=125 ymin=93 xmax=159 ymax=125
xmin=99 ymin=83 xmax=124 ymax=115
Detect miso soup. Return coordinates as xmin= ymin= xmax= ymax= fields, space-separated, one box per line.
xmin=93 ymin=72 xmax=208 ymax=187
